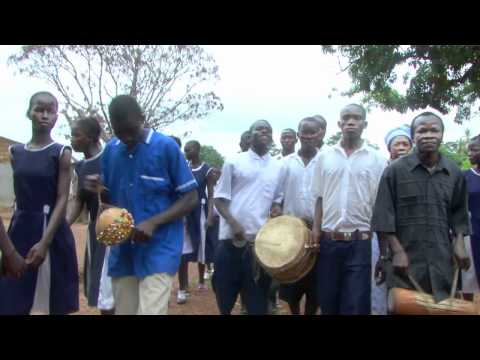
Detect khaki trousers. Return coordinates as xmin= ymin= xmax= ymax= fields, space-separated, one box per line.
xmin=112 ymin=273 xmax=173 ymax=315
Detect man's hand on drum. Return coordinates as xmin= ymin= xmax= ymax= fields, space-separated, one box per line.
xmin=269 ymin=203 xmax=282 ymax=218
xmin=131 ymin=219 xmax=156 ymax=242
xmin=230 ymin=219 xmax=246 ymax=242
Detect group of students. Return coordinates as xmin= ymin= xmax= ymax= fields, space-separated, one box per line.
xmin=0 ymin=91 xmax=479 ymax=316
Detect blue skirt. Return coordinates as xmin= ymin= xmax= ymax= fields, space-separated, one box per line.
xmin=0 ymin=210 xmax=79 ymax=315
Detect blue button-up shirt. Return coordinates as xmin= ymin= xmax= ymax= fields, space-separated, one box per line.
xmin=101 ymin=129 xmax=197 ymax=278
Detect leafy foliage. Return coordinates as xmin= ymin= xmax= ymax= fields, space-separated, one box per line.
xmin=439 ymin=130 xmax=473 ymax=170
xmin=326 ymin=131 xmax=342 ymax=146
xmin=200 ymin=145 xmax=224 ymax=168
xmin=323 ymin=45 xmax=480 ymax=124
xmin=9 ymin=45 xmax=223 ymax=140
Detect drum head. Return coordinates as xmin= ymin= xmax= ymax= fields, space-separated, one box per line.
xmin=255 ymin=215 xmax=309 ymax=271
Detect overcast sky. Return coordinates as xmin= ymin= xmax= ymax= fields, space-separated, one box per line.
xmin=1 ymin=45 xmax=479 ymax=160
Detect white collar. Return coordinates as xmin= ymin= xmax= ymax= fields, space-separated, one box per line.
xmin=83 ymin=147 xmax=104 ymax=163
xmin=24 ymin=142 xmax=56 ymax=152
xmin=333 ymin=140 xmax=371 ymax=156
xmin=289 ymin=150 xmax=319 ymax=167
xmin=470 ymin=168 xmax=480 ymax=177
xmin=114 ymin=128 xmax=154 ymax=146
xmin=247 ymin=148 xmax=271 ymax=161
xmin=190 ymin=162 xmax=205 ymax=171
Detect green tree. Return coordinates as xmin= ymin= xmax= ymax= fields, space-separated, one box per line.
xmin=439 ymin=129 xmax=472 ymax=170
xmin=326 ymin=131 xmax=342 ymax=146
xmin=9 ymin=45 xmax=223 ymax=140
xmin=322 ymin=45 xmax=480 ymax=124
xmin=200 ymin=145 xmax=224 ymax=168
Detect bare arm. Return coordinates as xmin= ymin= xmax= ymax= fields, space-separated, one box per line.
xmin=310 ymin=196 xmax=323 ymax=248
xmin=382 ymin=233 xmax=404 ymax=254
xmin=67 ymin=196 xmax=83 ymax=226
xmin=380 ymin=232 xmax=409 ymax=276
xmin=0 ymin=218 xmax=14 ymax=256
xmin=42 ymin=148 xmax=72 ymax=247
xmin=215 ymin=197 xmax=245 ymax=241
xmin=0 ymin=218 xmax=28 ymax=278
xmin=206 ymin=170 xmax=216 ymax=227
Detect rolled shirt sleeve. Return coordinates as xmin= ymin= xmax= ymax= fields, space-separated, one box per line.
xmin=166 ymin=140 xmax=198 ymax=194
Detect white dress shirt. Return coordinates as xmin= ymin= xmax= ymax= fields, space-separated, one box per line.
xmin=311 ymin=142 xmax=387 ymax=232
xmin=214 ymin=149 xmax=283 ymax=240
xmin=279 ymin=149 xmax=325 ymax=221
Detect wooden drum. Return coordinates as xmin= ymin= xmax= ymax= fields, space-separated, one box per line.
xmin=254 ymin=215 xmax=316 ymax=284
xmin=388 ymin=287 xmax=479 ymax=315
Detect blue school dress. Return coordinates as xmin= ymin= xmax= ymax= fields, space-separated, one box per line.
xmin=74 ymin=150 xmax=105 ymax=307
xmin=0 ymin=142 xmax=79 ymax=315
xmin=184 ymin=163 xmax=214 ymax=263
xmin=465 ymin=168 xmax=480 ymax=288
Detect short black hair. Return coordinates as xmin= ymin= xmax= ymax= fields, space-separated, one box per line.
xmin=342 ymin=103 xmax=366 ymax=120
xmin=186 ymin=140 xmax=201 ymax=151
xmin=312 ymin=115 xmax=327 ymax=129
xmin=298 ymin=116 xmax=324 ymax=131
xmin=74 ymin=116 xmax=102 ymax=143
xmin=108 ymin=95 xmax=144 ymax=124
xmin=241 ymin=130 xmax=251 ymax=140
xmin=170 ymin=136 xmax=182 ymax=147
xmin=410 ymin=111 xmax=444 ymax=137
xmin=26 ymin=91 xmax=58 ymax=116
xmin=281 ymin=128 xmax=296 ymax=136
xmin=249 ymin=120 xmax=271 ymax=133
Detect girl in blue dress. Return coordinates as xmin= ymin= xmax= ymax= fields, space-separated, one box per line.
xmin=0 ymin=91 xmax=79 ymax=315
xmin=463 ymin=135 xmax=480 ymax=296
xmin=67 ymin=116 xmax=113 ymax=314
xmin=177 ymin=140 xmax=216 ymax=304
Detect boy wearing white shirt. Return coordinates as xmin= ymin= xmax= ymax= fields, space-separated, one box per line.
xmin=213 ymin=120 xmax=283 ymax=315
xmin=311 ymin=104 xmax=387 ymax=315
xmin=272 ymin=116 xmax=327 ymax=315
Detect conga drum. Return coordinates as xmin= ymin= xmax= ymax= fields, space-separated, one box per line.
xmin=96 ymin=207 xmax=134 ymax=246
xmin=388 ymin=269 xmax=479 ymax=315
xmin=254 ymin=215 xmax=316 ymax=284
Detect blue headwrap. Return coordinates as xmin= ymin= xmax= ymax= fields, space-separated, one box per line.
xmin=384 ymin=125 xmax=412 ymax=150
